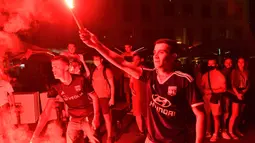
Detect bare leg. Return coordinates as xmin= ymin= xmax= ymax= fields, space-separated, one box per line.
xmin=228 ymin=102 xmax=239 ymax=139
xmin=213 ymin=115 xmax=220 ymax=135
xmin=103 ymin=113 xmax=112 ymax=138
xmin=203 ymin=95 xmax=212 ymax=134
xmin=135 ymin=115 xmax=144 ymax=132
xmin=223 ymin=97 xmax=230 ymax=130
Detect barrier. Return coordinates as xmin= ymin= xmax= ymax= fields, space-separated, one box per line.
xmin=13 ymin=92 xmax=40 ymax=124
xmin=39 ymin=92 xmax=59 ymax=121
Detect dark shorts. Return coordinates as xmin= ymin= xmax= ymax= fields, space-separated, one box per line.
xmin=99 ymin=98 xmax=111 ymax=114
xmin=231 ymin=88 xmax=246 ymax=104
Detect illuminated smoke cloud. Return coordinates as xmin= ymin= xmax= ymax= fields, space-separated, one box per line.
xmin=0 ymin=31 xmax=22 ymax=56
xmin=0 ymin=0 xmax=58 ymax=33
xmin=41 ymin=121 xmax=65 ymax=143
xmin=0 ymin=106 xmax=66 ymax=142
xmin=0 ymin=108 xmax=32 ymax=143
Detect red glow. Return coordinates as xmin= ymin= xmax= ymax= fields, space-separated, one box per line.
xmin=65 ymin=0 xmax=74 ymax=9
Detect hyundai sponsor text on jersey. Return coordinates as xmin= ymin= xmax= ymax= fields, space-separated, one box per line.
xmin=140 ymin=70 xmax=203 ymax=143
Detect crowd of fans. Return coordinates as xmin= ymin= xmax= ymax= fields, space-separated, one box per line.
xmin=0 ymin=31 xmax=252 ymax=143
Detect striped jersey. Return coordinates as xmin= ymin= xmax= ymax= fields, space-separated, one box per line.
xmin=140 ymin=70 xmax=203 ymax=143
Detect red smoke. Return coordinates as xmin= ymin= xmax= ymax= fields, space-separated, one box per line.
xmin=0 ymin=0 xmax=62 ymax=33
xmin=0 ymin=106 xmax=65 ymax=143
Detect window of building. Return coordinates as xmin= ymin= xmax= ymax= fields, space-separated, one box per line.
xmin=141 ymin=3 xmax=151 ymax=22
xmin=233 ymin=27 xmax=243 ymax=39
xmin=233 ymin=7 xmax=243 ymax=20
xmin=123 ymin=1 xmax=133 ymax=22
xmin=142 ymin=29 xmax=154 ymax=41
xmin=201 ymin=4 xmax=211 ymax=18
xmin=186 ymin=28 xmax=194 ymax=45
xmin=182 ymin=4 xmax=193 ymax=17
xmin=218 ymin=3 xmax=227 ymax=19
xmin=163 ymin=1 xmax=175 ymax=16
xmin=202 ymin=28 xmax=212 ymax=42
xmin=219 ymin=27 xmax=227 ymax=38
xmin=162 ymin=28 xmax=175 ymax=39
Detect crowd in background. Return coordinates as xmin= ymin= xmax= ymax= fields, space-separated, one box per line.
xmin=0 ymin=38 xmax=253 ymax=143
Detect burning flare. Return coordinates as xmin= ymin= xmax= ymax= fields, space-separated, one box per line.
xmin=65 ymin=0 xmax=74 ymax=9
xmin=64 ymin=0 xmax=84 ymax=30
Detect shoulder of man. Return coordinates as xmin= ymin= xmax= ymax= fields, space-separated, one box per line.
xmin=173 ymin=71 xmax=194 ymax=83
xmin=71 ymin=74 xmax=84 ymax=80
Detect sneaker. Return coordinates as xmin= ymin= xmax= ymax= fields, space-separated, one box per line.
xmin=229 ymin=132 xmax=239 ymax=140
xmin=210 ymin=134 xmax=219 ymax=142
xmin=221 ymin=131 xmax=231 ymax=140
xmin=205 ymin=132 xmax=212 ymax=138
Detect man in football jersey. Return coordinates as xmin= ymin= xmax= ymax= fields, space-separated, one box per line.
xmin=79 ymin=30 xmax=205 ymax=143
xmin=30 ymin=56 xmax=100 ymax=143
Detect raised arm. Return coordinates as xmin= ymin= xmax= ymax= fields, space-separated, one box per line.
xmin=79 ymin=54 xmax=91 ymax=77
xmin=79 ymin=29 xmax=142 ymax=79
xmin=242 ymin=71 xmax=250 ymax=94
xmin=231 ymin=70 xmax=239 ymax=95
xmin=88 ymin=92 xmax=100 ymax=129
xmin=30 ymin=99 xmax=55 ymax=142
xmin=106 ymin=69 xmax=115 ymax=106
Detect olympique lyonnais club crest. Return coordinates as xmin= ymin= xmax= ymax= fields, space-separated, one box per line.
xmin=74 ymin=85 xmax=81 ymax=92
xmin=168 ymin=86 xmax=177 ymax=96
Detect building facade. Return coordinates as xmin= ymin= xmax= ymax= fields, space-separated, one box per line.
xmin=91 ymin=0 xmax=252 ymax=48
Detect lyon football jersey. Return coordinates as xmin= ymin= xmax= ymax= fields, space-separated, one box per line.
xmin=140 ymin=70 xmax=203 ymax=143
xmin=48 ymin=75 xmax=94 ymax=121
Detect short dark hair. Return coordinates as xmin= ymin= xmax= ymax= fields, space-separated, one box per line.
xmin=207 ymin=58 xmax=218 ymax=64
xmin=92 ymin=53 xmax=103 ymax=59
xmin=51 ymin=55 xmax=69 ymax=65
xmin=224 ymin=57 xmax=232 ymax=61
xmin=154 ymin=39 xmax=178 ymax=54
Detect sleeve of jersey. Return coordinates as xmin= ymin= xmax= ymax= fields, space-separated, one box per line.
xmin=186 ymin=81 xmax=204 ymax=108
xmin=83 ymin=78 xmax=95 ymax=94
xmin=47 ymin=86 xmax=59 ymax=98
